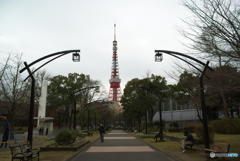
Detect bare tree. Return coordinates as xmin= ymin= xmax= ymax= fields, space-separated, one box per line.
xmin=0 ymin=53 xmax=52 ymax=129
xmin=178 ymin=0 xmax=240 ymax=64
xmin=34 ymin=69 xmax=52 ymax=99
xmin=0 ymin=53 xmax=11 ymax=81
xmin=0 ymin=53 xmax=30 ymax=129
xmin=174 ymin=0 xmax=240 ymax=118
xmin=204 ymin=66 xmax=240 ymax=118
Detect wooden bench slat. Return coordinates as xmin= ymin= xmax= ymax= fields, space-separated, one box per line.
xmin=204 ymin=142 xmax=230 ymax=153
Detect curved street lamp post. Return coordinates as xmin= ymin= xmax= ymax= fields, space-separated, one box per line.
xmin=19 ymin=50 xmax=80 ymax=147
xmin=70 ymin=86 xmax=100 ymax=130
xmin=155 ymin=50 xmax=214 ymax=149
xmin=156 ymin=89 xmax=170 ymax=133
xmin=139 ymin=87 xmax=169 ymax=134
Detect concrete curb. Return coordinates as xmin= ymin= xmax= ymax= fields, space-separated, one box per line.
xmin=40 ymin=140 xmax=90 ymax=151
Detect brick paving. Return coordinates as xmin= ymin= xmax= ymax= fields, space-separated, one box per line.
xmin=86 ymin=146 xmax=154 ymax=152
xmin=69 ymin=130 xmax=178 ymax=161
xmin=107 ymin=133 xmax=128 ymax=134
xmin=104 ymin=137 xmax=136 ymax=139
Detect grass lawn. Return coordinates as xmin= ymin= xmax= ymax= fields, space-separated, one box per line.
xmin=1 ymin=130 xmax=239 ymax=161
xmin=0 ymin=132 xmax=100 ymax=161
xmin=137 ymin=132 xmax=240 ymax=161
xmin=164 ymin=132 xmax=240 ymax=154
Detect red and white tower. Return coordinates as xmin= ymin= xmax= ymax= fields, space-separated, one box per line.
xmin=108 ymin=23 xmax=122 ymax=104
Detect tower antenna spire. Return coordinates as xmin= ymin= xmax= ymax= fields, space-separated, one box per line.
xmin=114 ymin=20 xmax=116 ymax=41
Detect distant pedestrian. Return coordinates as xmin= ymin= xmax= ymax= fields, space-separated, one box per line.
xmin=42 ymin=128 xmax=44 ymax=135
xmin=39 ymin=127 xmax=41 ymax=135
xmin=46 ymin=128 xmax=48 ymax=135
xmin=0 ymin=127 xmax=9 ymax=148
xmin=98 ymin=124 xmax=105 ymax=143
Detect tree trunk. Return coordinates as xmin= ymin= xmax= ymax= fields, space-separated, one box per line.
xmin=220 ymin=91 xmax=229 ymax=118
xmin=8 ymin=117 xmax=15 ymax=139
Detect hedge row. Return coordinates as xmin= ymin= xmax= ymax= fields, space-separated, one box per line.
xmin=211 ymin=118 xmax=240 ymax=134
xmin=166 ymin=118 xmax=240 ymax=134
xmin=166 ymin=125 xmax=196 ymax=133
xmin=195 ymin=124 xmax=215 ymax=143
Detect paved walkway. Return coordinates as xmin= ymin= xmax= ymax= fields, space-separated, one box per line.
xmin=69 ymin=130 xmax=178 ymax=161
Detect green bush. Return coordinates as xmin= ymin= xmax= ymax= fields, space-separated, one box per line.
xmin=167 ymin=127 xmax=181 ymax=132
xmin=153 ymin=120 xmax=166 ymax=129
xmin=211 ymin=118 xmax=240 ymax=134
xmin=70 ymin=129 xmax=79 ymax=142
xmin=170 ymin=122 xmax=179 ymax=128
xmin=195 ymin=124 xmax=215 ymax=143
xmin=147 ymin=121 xmax=154 ymax=127
xmin=55 ymin=129 xmax=79 ymax=144
xmin=141 ymin=127 xmax=158 ymax=133
xmin=183 ymin=125 xmax=196 ymax=133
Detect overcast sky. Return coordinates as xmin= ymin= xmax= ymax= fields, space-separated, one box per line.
xmin=0 ymin=0 xmax=192 ymax=95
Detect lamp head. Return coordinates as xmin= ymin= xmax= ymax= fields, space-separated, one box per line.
xmin=155 ymin=52 xmax=163 ymax=62
xmin=72 ymin=52 xmax=80 ymax=62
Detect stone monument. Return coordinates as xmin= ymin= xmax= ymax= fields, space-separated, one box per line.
xmin=34 ymin=80 xmax=54 ymax=135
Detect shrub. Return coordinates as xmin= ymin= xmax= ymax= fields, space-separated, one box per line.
xmin=147 ymin=121 xmax=154 ymax=127
xmin=167 ymin=127 xmax=181 ymax=132
xmin=211 ymin=118 xmax=240 ymax=134
xmin=170 ymin=122 xmax=179 ymax=128
xmin=55 ymin=129 xmax=79 ymax=144
xmin=183 ymin=125 xmax=196 ymax=133
xmin=141 ymin=127 xmax=158 ymax=133
xmin=153 ymin=120 xmax=166 ymax=129
xmin=70 ymin=129 xmax=79 ymax=142
xmin=195 ymin=124 xmax=215 ymax=143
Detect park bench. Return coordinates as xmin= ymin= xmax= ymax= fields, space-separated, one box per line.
xmin=186 ymin=139 xmax=195 ymax=149
xmin=155 ymin=133 xmax=165 ymax=142
xmin=21 ymin=144 xmax=40 ymax=161
xmin=204 ymin=142 xmax=230 ymax=153
xmin=9 ymin=144 xmax=40 ymax=161
xmin=10 ymin=145 xmax=28 ymax=161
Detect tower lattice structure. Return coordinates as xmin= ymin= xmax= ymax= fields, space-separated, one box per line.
xmin=108 ymin=23 xmax=122 ymax=105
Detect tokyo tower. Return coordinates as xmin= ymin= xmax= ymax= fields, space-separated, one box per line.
xmin=108 ymin=23 xmax=122 ymax=104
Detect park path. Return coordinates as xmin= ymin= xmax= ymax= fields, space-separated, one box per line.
xmin=70 ymin=130 xmax=178 ymax=161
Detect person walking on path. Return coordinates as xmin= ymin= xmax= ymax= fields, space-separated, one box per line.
xmin=181 ymin=131 xmax=194 ymax=153
xmin=39 ymin=127 xmax=41 ymax=135
xmin=0 ymin=127 xmax=9 ymax=148
xmin=98 ymin=124 xmax=105 ymax=143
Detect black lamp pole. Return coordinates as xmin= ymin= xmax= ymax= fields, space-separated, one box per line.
xmin=155 ymin=50 xmax=214 ymax=149
xmin=20 ymin=50 xmax=80 ymax=147
xmin=24 ymin=62 xmax=35 ymax=146
xmin=70 ymin=86 xmax=99 ymax=130
xmin=70 ymin=92 xmax=77 ymax=130
xmin=139 ymin=87 xmax=168 ymax=134
xmin=158 ymin=93 xmax=164 ymax=133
